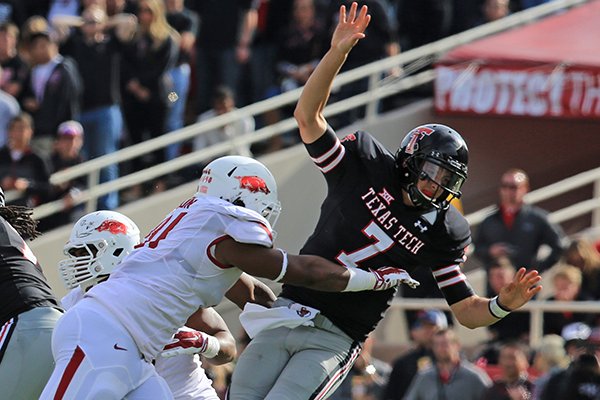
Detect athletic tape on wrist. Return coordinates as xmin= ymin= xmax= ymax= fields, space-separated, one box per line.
xmin=201 ymin=333 xmax=220 ymax=359
xmin=274 ymin=248 xmax=288 ymax=282
xmin=343 ymin=268 xmax=376 ymax=292
xmin=488 ymin=296 xmax=511 ymax=319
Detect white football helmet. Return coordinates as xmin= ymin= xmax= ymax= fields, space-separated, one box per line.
xmin=58 ymin=210 xmax=141 ymax=290
xmin=196 ymin=155 xmax=282 ymax=228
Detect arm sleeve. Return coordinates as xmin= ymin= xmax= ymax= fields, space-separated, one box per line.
xmin=304 ymin=125 xmax=347 ymax=179
xmin=431 ymin=261 xmax=475 ymax=305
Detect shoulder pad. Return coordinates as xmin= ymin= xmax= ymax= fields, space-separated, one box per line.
xmin=194 ymin=195 xmax=274 ymax=247
xmin=224 ymin=217 xmax=273 ymax=247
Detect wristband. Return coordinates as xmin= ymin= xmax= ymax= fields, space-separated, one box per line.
xmin=343 ymin=268 xmax=376 ymax=292
xmin=274 ymin=248 xmax=288 ymax=282
xmin=488 ymin=296 xmax=511 ymax=319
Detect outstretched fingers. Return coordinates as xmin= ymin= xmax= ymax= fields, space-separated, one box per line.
xmin=357 ymin=5 xmax=370 ymax=30
xmin=348 ymin=1 xmax=358 ymax=23
xmin=517 ymin=267 xmax=542 ymax=298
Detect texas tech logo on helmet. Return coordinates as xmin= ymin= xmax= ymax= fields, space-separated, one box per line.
xmin=405 ymin=126 xmax=435 ymax=155
xmin=235 ymin=175 xmax=271 ymax=195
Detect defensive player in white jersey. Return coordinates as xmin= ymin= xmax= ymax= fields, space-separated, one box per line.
xmin=41 ymin=155 xmax=417 ymax=399
xmin=56 ymin=210 xmax=235 ymax=400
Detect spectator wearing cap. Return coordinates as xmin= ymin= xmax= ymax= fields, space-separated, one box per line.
xmin=561 ymin=322 xmax=593 ymax=360
xmin=543 ymin=265 xmax=596 ymax=336
xmin=0 ymin=112 xmax=52 ymax=208
xmin=38 ymin=120 xmax=86 ymax=231
xmin=404 ymin=329 xmax=492 ymax=400
xmin=382 ymin=310 xmax=448 ymax=400
xmin=20 ymin=24 xmax=82 ymax=159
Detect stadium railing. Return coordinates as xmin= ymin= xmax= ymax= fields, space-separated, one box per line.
xmin=389 ymin=297 xmax=600 ymax=348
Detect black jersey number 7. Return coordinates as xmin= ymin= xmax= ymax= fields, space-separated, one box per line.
xmin=336 ymin=221 xmax=394 ymax=268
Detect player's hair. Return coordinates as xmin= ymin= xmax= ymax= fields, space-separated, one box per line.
xmin=0 ymin=205 xmax=41 ymax=240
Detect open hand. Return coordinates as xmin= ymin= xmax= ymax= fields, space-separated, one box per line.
xmin=498 ymin=267 xmax=542 ymax=310
xmin=331 ymin=2 xmax=371 ymax=55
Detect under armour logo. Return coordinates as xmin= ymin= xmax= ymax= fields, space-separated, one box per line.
xmin=414 ymin=220 xmax=428 ymax=233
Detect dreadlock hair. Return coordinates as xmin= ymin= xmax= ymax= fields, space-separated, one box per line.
xmin=0 ymin=205 xmax=41 ymax=240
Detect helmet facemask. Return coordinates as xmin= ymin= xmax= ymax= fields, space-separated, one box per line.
xmin=59 ymin=240 xmax=108 ymax=290
xmin=404 ymin=155 xmax=466 ymax=210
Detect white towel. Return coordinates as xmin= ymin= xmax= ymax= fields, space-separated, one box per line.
xmin=239 ymin=302 xmax=320 ymax=338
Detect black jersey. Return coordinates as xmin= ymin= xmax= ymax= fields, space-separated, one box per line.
xmin=280 ymin=128 xmax=474 ymax=341
xmin=0 ymin=216 xmax=60 ymax=325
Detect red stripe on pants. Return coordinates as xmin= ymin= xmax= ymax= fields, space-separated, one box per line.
xmin=54 ymin=345 xmax=85 ymax=400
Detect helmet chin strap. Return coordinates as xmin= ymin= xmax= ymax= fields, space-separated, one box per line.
xmin=406 ymin=184 xmax=444 ymax=210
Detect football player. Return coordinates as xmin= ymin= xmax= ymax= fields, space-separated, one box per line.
xmin=228 ymin=3 xmax=543 ymax=399
xmin=56 ymin=210 xmax=234 ymax=399
xmin=40 ymin=155 xmax=416 ymax=399
xmin=0 ymin=185 xmax=63 ymax=400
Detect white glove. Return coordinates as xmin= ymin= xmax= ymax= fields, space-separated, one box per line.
xmin=370 ymin=266 xmax=420 ymax=290
xmin=160 ymin=328 xmax=220 ymax=359
xmin=344 ymin=266 xmax=420 ymax=292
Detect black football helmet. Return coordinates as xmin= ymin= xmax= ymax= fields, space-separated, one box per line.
xmin=395 ymin=124 xmax=468 ymax=210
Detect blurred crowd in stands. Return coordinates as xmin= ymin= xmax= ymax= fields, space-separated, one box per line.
xmin=0 ymin=0 xmax=549 ymax=231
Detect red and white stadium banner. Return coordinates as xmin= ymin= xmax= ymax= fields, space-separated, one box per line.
xmin=433 ymin=0 xmax=600 ymax=120
xmin=434 ymin=64 xmax=600 ymax=119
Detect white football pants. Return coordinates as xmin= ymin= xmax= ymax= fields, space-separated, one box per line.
xmin=40 ymin=298 xmax=173 ymax=400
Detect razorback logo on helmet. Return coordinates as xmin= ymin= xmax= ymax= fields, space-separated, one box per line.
xmin=405 ymin=126 xmax=435 ymax=155
xmin=235 ymin=175 xmax=270 ymax=195
xmin=96 ymin=220 xmax=128 ymax=235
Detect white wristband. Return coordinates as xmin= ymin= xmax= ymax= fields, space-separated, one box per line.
xmin=274 ymin=248 xmax=288 ymax=282
xmin=343 ymin=268 xmax=376 ymax=292
xmin=489 ymin=296 xmax=511 ymax=319
xmin=201 ymin=333 xmax=221 ymax=359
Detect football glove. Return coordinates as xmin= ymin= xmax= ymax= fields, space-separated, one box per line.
xmin=344 ymin=266 xmax=420 ymax=292
xmin=160 ymin=328 xmax=220 ymax=359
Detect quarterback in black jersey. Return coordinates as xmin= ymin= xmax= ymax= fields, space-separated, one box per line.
xmin=0 ymin=185 xmax=63 ymax=399
xmin=229 ymin=3 xmax=542 ymax=400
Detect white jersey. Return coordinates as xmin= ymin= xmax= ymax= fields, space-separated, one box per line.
xmin=84 ymin=195 xmax=274 ymax=361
